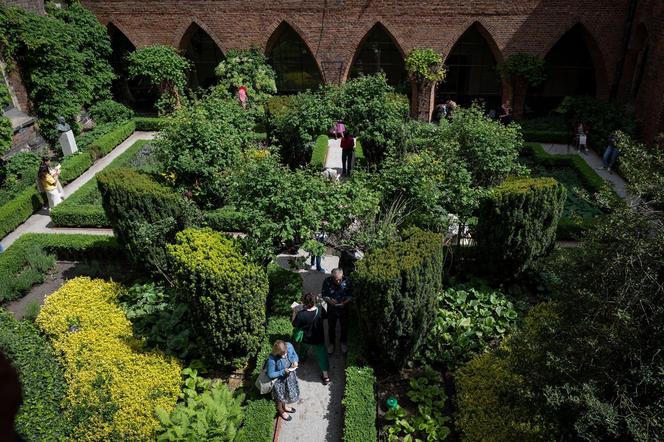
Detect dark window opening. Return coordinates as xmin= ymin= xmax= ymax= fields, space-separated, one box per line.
xmin=181 ymin=24 xmax=224 ymax=91
xmin=267 ymin=24 xmax=322 ymax=94
xmin=349 ymin=25 xmax=407 ymax=94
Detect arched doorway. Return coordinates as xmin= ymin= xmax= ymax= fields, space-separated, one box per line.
xmin=528 ymin=24 xmax=598 ymax=115
xmin=107 ymin=23 xmax=159 ymax=113
xmin=348 ymin=23 xmax=407 ymax=93
xmin=436 ymin=23 xmax=502 ymax=111
xmin=180 ymin=23 xmax=224 ymax=91
xmin=266 ymin=22 xmax=323 ymax=94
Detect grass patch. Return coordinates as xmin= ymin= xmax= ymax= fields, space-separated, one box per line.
xmin=311 ymin=134 xmax=329 ymax=167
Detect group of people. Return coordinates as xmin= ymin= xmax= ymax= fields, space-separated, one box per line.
xmin=432 ymin=98 xmax=513 ymax=125
xmin=265 ymin=268 xmax=352 ymax=421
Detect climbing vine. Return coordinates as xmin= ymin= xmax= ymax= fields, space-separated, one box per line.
xmin=405 ymin=48 xmax=447 ymax=84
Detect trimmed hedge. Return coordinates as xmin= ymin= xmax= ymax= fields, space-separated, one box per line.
xmin=236 ymin=399 xmax=276 ymax=442
xmin=98 ymin=167 xmax=195 ymax=274
xmin=266 ymin=263 xmax=302 ymax=316
xmin=0 ymin=310 xmax=69 ymax=441
xmin=311 ymin=135 xmax=329 ymax=167
xmin=36 ymin=277 xmax=182 ymax=441
xmin=352 ymin=228 xmax=444 ymax=367
xmin=522 ymin=129 xmax=569 ymax=144
xmin=87 ymin=119 xmax=135 ymax=159
xmin=58 ymin=151 xmax=94 ymax=184
xmin=51 ymin=140 xmax=151 ymax=227
xmin=134 ymin=116 xmax=167 ymax=131
xmin=167 ymin=228 xmax=269 ymax=369
xmin=0 ymin=233 xmax=122 ymax=303
xmin=203 ymin=205 xmax=251 ymax=232
xmin=476 ymin=177 xmax=566 ymax=276
xmin=0 ymin=186 xmax=43 ymax=239
xmin=342 ymin=311 xmax=377 ymax=442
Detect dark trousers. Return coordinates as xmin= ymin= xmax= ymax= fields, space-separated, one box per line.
xmin=342 ymin=149 xmax=353 ymax=176
xmin=327 ymin=305 xmax=349 ymax=345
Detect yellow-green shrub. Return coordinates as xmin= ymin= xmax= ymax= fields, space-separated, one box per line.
xmin=36 ymin=277 xmax=182 ymax=441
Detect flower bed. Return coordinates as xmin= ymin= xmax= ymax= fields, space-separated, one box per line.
xmin=36 ymin=277 xmax=182 ymax=441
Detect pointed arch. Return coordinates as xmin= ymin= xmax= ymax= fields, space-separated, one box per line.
xmin=179 ymin=21 xmax=225 ymax=90
xmin=265 ymin=21 xmax=323 ymax=94
xmin=347 ymin=22 xmax=407 ymax=91
xmin=528 ymin=23 xmax=605 ymax=114
xmin=437 ymin=22 xmax=503 ymax=110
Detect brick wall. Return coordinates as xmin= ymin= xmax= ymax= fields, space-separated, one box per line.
xmin=80 ymin=0 xmax=663 ymax=142
xmin=2 ymin=0 xmax=44 ymax=14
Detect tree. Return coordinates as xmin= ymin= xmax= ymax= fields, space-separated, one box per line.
xmin=405 ymin=48 xmax=446 ymax=121
xmin=214 ymin=48 xmax=277 ymax=108
xmin=499 ymin=53 xmax=546 ymax=118
xmin=128 ymin=45 xmax=190 ymax=114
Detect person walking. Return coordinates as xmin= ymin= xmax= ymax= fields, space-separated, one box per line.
xmin=293 ymin=293 xmax=331 ymax=385
xmin=267 ymin=340 xmax=300 ymax=421
xmin=37 ymin=157 xmax=63 ymax=210
xmin=322 ymin=268 xmax=352 ymax=354
xmin=600 ymin=133 xmax=619 ymax=173
xmin=310 ymin=229 xmax=327 ymax=273
xmin=340 ymin=131 xmax=355 ymax=177
xmin=575 ymin=122 xmax=589 ymax=154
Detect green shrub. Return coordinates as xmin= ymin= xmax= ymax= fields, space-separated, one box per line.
xmin=203 ymin=206 xmax=251 ymax=232
xmin=156 ymin=380 xmax=244 ymax=441
xmin=59 ymin=151 xmax=93 ymax=184
xmin=0 ymin=151 xmax=40 ymax=205
xmin=98 ymin=167 xmax=197 ymax=274
xmin=87 ymin=119 xmax=135 ymax=159
xmin=168 ymin=228 xmax=269 ymax=369
xmin=0 ymin=186 xmax=42 ymax=239
xmin=310 ymin=134 xmax=328 ymax=167
xmin=0 ymin=233 xmax=121 ymax=302
xmin=521 ymin=129 xmax=569 ymax=144
xmin=476 ymin=177 xmax=565 ymax=277
xmin=266 ymin=263 xmax=302 ymax=316
xmin=0 ymin=81 xmax=12 ymax=107
xmin=89 ymin=99 xmax=134 ymax=124
xmin=352 ymin=229 xmax=444 ymax=367
xmin=51 ymin=139 xmax=151 ymax=227
xmin=236 ymin=399 xmax=275 ymax=442
xmin=456 ymin=350 xmax=552 ymax=442
xmin=135 ymin=116 xmax=167 ymax=131
xmin=266 ymin=95 xmax=293 ymax=118
xmin=417 ymin=287 xmax=518 ymax=369
xmin=0 ymin=310 xmax=69 ymax=441
xmin=0 ymin=115 xmax=12 ymax=155
xmin=213 ymin=48 xmax=277 ymax=108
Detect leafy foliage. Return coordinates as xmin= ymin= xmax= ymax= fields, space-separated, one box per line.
xmin=417 ymin=287 xmax=518 ymax=369
xmin=36 ymin=277 xmax=182 ymax=441
xmin=0 ymin=115 xmax=12 ymax=155
xmin=0 ymin=3 xmax=114 ymax=140
xmin=614 ymin=131 xmax=664 ymax=208
xmin=267 ymin=263 xmax=303 ymax=316
xmin=0 ymin=310 xmax=69 ymax=441
xmin=0 ymin=151 xmax=39 ymax=205
xmin=89 ymin=99 xmax=134 ymax=124
xmin=167 ymin=228 xmax=269 ymax=369
xmin=128 ymin=45 xmax=190 ymax=114
xmin=475 ymin=177 xmax=565 ymax=277
xmin=385 ymin=367 xmax=451 ymax=441
xmin=352 ymin=229 xmax=444 ymax=367
xmin=501 ymin=53 xmax=547 ymax=86
xmin=405 ymin=48 xmax=446 ymax=83
xmin=156 ymin=371 xmax=244 ymax=442
xmin=155 ymin=96 xmax=255 ymax=205
xmin=214 ymin=48 xmax=277 ymax=107
xmin=235 ymin=399 xmax=276 ymax=442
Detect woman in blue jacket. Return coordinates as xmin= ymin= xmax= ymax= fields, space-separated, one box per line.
xmin=267 ymin=340 xmax=300 ymax=421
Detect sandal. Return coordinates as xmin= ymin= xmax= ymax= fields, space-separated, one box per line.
xmin=322 ymin=375 xmax=331 ymax=385
xmin=286 ymin=408 xmax=296 ymax=413
xmin=280 ymin=412 xmax=292 ymax=421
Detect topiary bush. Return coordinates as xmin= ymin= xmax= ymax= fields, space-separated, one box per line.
xmin=475 ymin=177 xmax=565 ymax=277
xmin=89 ymin=99 xmax=134 ymax=124
xmin=352 ymin=228 xmax=444 ymax=368
xmin=236 ymin=399 xmax=276 ymax=442
xmin=266 ymin=263 xmax=302 ymax=316
xmin=36 ymin=277 xmax=182 ymax=441
xmin=97 ymin=167 xmax=198 ymax=275
xmin=167 ymin=228 xmax=269 ymax=369
xmin=0 ymin=310 xmax=69 ymax=441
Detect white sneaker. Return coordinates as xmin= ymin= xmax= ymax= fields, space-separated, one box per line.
xmin=341 ymin=343 xmax=348 ymax=354
xmin=310 ymin=265 xmax=317 ymax=271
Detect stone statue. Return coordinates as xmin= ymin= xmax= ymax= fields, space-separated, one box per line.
xmin=56 ymin=116 xmax=78 ymax=155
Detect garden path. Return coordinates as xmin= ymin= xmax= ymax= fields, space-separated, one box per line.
xmin=541 ymin=143 xmax=630 ymax=201
xmin=0 ymin=131 xmax=156 ymax=250
xmin=324 ymin=138 xmax=343 ymax=172
xmin=275 ymin=249 xmax=345 ymax=442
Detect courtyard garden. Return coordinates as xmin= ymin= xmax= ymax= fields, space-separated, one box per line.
xmin=1 ymin=3 xmax=663 ymax=442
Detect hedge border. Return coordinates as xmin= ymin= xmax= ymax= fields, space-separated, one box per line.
xmin=523 ymin=142 xmax=611 ymax=240
xmin=342 ymin=310 xmax=377 ymax=442
xmin=134 ymin=117 xmax=167 ymax=132
xmin=0 ymin=121 xmax=136 ymax=240
xmin=0 ymin=233 xmax=122 ymax=303
xmin=51 ymin=139 xmax=152 ymax=227
xmin=522 ymin=129 xmax=570 ymax=145
xmin=311 ymin=134 xmax=328 ymax=167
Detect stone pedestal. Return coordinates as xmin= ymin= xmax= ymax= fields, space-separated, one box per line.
xmin=59 ymin=130 xmax=78 ymax=155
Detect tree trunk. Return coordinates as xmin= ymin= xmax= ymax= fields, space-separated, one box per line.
xmin=411 ymin=80 xmax=435 ymax=122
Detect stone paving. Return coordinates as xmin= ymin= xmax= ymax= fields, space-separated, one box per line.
xmin=0 ymin=131 xmax=156 ymax=250
xmin=275 ymin=249 xmax=345 ymax=442
xmin=324 ymin=138 xmax=343 ymax=172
